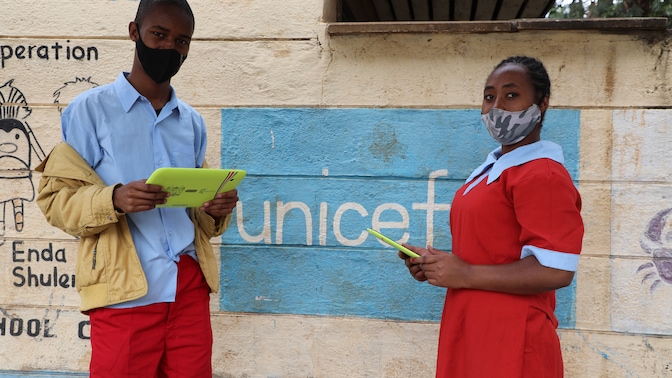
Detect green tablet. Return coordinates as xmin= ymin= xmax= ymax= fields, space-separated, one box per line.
xmin=146 ymin=167 xmax=246 ymax=208
xmin=366 ymin=228 xmax=420 ymax=258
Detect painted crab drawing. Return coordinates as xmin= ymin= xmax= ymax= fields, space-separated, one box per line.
xmin=637 ymin=208 xmax=672 ymax=293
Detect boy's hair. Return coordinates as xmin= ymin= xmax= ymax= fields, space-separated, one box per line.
xmin=135 ymin=0 xmax=195 ymax=27
xmin=495 ymin=56 xmax=551 ymax=105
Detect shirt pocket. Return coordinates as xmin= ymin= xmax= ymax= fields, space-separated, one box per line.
xmin=170 ymin=138 xmax=197 ymax=167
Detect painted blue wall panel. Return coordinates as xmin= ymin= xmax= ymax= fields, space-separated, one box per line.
xmin=221 ymin=108 xmax=496 ymax=179
xmin=543 ymin=109 xmax=580 ymax=179
xmin=220 ymin=246 xmax=447 ymax=320
xmin=220 ymin=107 xmax=581 ymax=326
xmin=556 ymin=280 xmax=577 ymax=328
xmin=221 ymin=108 xmax=580 ymax=180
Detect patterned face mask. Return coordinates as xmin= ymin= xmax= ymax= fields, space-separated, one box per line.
xmin=481 ymin=103 xmax=542 ymax=146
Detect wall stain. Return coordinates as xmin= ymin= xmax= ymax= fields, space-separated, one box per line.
xmin=604 ymin=46 xmax=616 ymax=103
xmin=650 ymin=38 xmax=672 ymax=100
xmin=368 ymin=122 xmax=407 ymax=163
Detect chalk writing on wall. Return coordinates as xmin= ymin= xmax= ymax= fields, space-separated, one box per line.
xmin=1 ymin=41 xmax=99 ymax=69
xmin=78 ymin=320 xmax=90 ymax=340
xmin=0 ymin=80 xmax=45 ymax=246
xmin=0 ymin=307 xmax=57 ymax=339
xmin=234 ymin=170 xmax=450 ymax=247
xmin=638 ymin=208 xmax=672 ymax=293
xmin=11 ymin=240 xmax=75 ymax=289
xmin=0 ymin=308 xmax=89 ymax=340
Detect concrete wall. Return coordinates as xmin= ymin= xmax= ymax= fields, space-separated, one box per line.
xmin=1 ymin=1 xmax=671 ymax=377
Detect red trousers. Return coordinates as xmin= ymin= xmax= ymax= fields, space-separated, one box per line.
xmin=88 ymin=255 xmax=212 ymax=377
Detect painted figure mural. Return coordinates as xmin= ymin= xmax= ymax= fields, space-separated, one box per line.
xmin=638 ymin=208 xmax=672 ymax=293
xmin=0 ymin=79 xmax=45 ymax=245
xmin=53 ymin=77 xmax=99 ymax=115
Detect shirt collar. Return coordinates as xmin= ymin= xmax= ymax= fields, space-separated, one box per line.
xmin=465 ymin=140 xmax=565 ymax=184
xmin=114 ymin=72 xmax=180 ymax=115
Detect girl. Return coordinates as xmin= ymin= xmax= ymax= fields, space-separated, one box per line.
xmin=401 ymin=56 xmax=584 ymax=378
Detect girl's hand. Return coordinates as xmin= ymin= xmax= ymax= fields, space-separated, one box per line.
xmin=399 ymin=244 xmax=429 ymax=282
xmin=409 ymin=246 xmax=471 ymax=289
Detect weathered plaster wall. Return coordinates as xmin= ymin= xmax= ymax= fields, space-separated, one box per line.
xmin=1 ymin=1 xmax=671 ymax=377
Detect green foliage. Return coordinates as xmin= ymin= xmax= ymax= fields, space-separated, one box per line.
xmin=548 ymin=0 xmax=672 ymax=25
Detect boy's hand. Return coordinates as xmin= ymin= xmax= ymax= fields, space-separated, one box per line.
xmin=201 ymin=189 xmax=239 ymax=218
xmin=113 ymin=180 xmax=168 ymax=213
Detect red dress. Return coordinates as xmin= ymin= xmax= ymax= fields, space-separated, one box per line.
xmin=436 ymin=144 xmax=583 ymax=378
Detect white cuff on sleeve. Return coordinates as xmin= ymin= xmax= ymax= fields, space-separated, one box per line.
xmin=520 ymin=245 xmax=580 ymax=272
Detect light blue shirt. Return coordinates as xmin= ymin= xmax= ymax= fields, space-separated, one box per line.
xmin=62 ymin=72 xmax=208 ymax=307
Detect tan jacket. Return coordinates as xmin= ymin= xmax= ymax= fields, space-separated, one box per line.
xmin=36 ymin=142 xmax=229 ymax=312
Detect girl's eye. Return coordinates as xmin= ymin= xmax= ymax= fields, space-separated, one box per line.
xmin=506 ymin=92 xmax=518 ymax=98
xmin=484 ymin=94 xmax=494 ymax=100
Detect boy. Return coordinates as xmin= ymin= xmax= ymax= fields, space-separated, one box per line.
xmin=36 ymin=1 xmax=236 ymax=375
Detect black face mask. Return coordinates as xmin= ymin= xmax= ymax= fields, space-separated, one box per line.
xmin=135 ymin=31 xmax=186 ymax=84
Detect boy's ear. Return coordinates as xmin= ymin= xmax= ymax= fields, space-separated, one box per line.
xmin=129 ymin=22 xmax=139 ymax=42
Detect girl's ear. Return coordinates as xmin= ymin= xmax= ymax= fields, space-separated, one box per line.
xmin=539 ymin=95 xmax=550 ymax=113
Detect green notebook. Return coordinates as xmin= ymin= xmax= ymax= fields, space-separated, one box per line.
xmin=146 ymin=167 xmax=246 ymax=208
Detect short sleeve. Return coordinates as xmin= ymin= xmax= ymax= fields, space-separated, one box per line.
xmin=512 ymin=160 xmax=584 ymax=270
